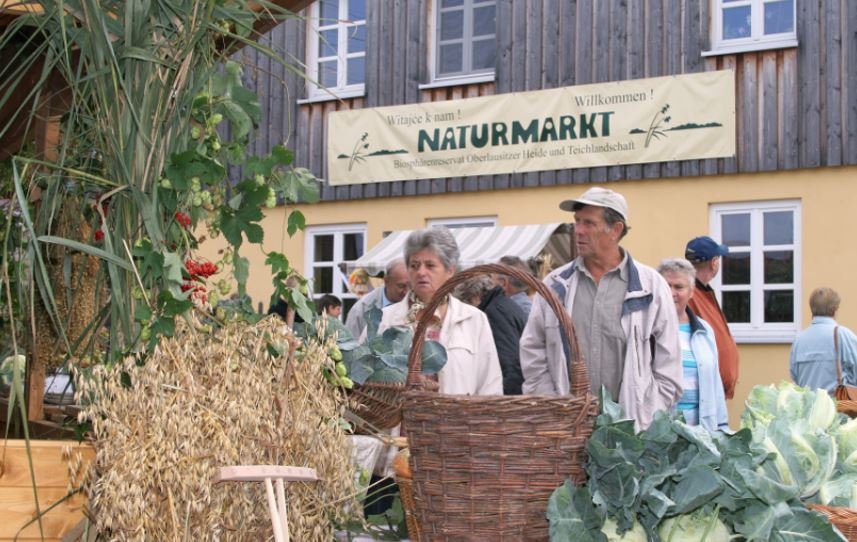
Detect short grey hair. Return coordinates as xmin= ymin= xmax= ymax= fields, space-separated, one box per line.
xmin=657 ymin=258 xmax=696 ymax=283
xmin=453 ymin=275 xmax=494 ymax=305
xmin=384 ymin=258 xmax=406 ymax=276
xmin=404 ymin=227 xmax=460 ymax=271
xmin=603 ymin=208 xmax=630 ymax=240
xmin=498 ymin=255 xmax=532 ymax=291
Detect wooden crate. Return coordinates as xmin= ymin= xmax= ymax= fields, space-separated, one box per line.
xmin=0 ymin=439 xmax=94 ymax=541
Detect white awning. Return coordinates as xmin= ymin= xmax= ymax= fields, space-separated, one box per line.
xmin=346 ymin=223 xmax=573 ymax=276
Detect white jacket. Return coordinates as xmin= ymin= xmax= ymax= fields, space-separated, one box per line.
xmin=379 ymin=296 xmax=503 ymax=395
xmin=520 ymin=253 xmax=682 ymax=430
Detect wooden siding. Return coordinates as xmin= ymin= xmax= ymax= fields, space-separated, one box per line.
xmin=238 ymin=0 xmax=857 ymax=202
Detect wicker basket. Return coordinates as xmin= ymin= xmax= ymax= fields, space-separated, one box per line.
xmin=402 ymin=263 xmax=599 ymax=541
xmin=807 ymin=504 xmax=857 ymax=541
xmin=350 ymin=379 xmax=439 ymax=430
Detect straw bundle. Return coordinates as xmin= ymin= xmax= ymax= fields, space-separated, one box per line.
xmin=76 ymin=317 xmax=356 ymax=541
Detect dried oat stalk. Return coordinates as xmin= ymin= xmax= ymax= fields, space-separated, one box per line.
xmin=75 ymin=317 xmax=356 ymax=541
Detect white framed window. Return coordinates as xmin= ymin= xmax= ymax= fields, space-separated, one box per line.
xmin=304 ymin=224 xmax=366 ymax=318
xmin=705 ymin=0 xmax=797 ymax=56
xmin=427 ymin=216 xmax=497 ymax=229
xmin=710 ymin=200 xmax=801 ymax=343
xmin=429 ymin=0 xmax=496 ymax=84
xmin=306 ymin=0 xmax=366 ymax=101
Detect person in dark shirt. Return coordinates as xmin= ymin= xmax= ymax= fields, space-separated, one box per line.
xmin=454 ymin=275 xmax=527 ymax=394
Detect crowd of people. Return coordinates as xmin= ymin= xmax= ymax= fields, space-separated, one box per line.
xmin=312 ymin=186 xmax=857 ymax=434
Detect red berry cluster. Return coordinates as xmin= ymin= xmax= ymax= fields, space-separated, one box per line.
xmin=175 ymin=211 xmax=192 ymax=228
xmin=94 ymin=229 xmax=105 ymax=242
xmin=185 ymin=259 xmax=217 ymax=280
xmin=183 ymin=259 xmax=218 ymax=304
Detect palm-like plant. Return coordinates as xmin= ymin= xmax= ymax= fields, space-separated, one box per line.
xmin=0 ymin=0 xmax=317 ymax=402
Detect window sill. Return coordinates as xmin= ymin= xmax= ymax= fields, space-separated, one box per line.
xmin=730 ymin=327 xmax=798 ymax=344
xmin=419 ymin=73 xmax=495 ymax=90
xmin=297 ymin=87 xmax=366 ymax=105
xmin=702 ymin=38 xmax=798 ymax=57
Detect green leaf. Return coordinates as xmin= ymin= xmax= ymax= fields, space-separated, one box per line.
xmin=218 ymin=99 xmax=253 ymax=139
xmin=546 ymin=481 xmax=607 ymax=542
xmin=272 ymin=144 xmax=293 ymax=165
xmin=671 ymin=465 xmax=724 ymax=514
xmin=157 ymin=291 xmax=192 ymax=317
xmin=770 ymin=506 xmax=845 ymax=542
xmin=265 ymin=252 xmax=290 ymax=275
xmin=37 ymin=235 xmax=132 ymax=271
xmin=420 ymin=340 xmax=447 ymax=375
xmin=134 ymin=303 xmax=152 ymax=323
xmin=162 ymin=251 xmax=185 ymax=285
xmin=287 ymin=210 xmax=305 ymax=236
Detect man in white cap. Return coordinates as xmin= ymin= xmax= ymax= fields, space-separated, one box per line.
xmin=519 ymin=186 xmax=682 ymax=430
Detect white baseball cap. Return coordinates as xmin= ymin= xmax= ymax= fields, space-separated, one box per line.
xmin=559 ymin=187 xmax=628 ymax=222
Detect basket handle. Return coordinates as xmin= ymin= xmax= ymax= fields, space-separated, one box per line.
xmin=405 ymin=263 xmax=588 ymax=396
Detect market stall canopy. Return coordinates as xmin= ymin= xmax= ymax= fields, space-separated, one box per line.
xmin=347 ymin=223 xmax=574 ymax=277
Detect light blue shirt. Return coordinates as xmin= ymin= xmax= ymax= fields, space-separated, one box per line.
xmin=790 ymin=316 xmax=857 ymax=393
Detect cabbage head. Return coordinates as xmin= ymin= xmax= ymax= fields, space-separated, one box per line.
xmin=602 ymin=518 xmax=647 ymax=542
xmin=658 ymin=509 xmax=731 ymax=542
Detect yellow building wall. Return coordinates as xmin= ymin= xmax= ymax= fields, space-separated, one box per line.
xmin=199 ymin=165 xmax=857 ymax=426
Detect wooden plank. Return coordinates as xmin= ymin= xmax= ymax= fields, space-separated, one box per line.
xmin=0 ymin=487 xmax=87 ymax=540
xmin=393 ymin=0 xmax=407 ymax=105
xmin=495 ymin=0 xmax=513 ymax=94
xmin=558 ymin=0 xmax=576 ymax=87
xmin=798 ymin=0 xmax=821 ymax=168
xmin=574 ymin=0 xmax=593 ymax=85
xmin=365 ymin=0 xmax=381 ymax=107
xmin=0 ymin=441 xmax=94 ymax=487
xmin=759 ymin=51 xmax=778 ymax=171
xmin=739 ymin=53 xmax=759 ymax=172
xmin=607 ymin=0 xmax=627 ymax=181
xmin=824 ymin=0 xmax=843 ymax=166
xmin=661 ymin=0 xmax=682 ymax=178
xmin=623 ymin=0 xmax=645 ymax=181
xmin=847 ymin=0 xmax=857 ymax=165
xmin=780 ymin=49 xmax=799 ymax=169
xmin=524 ymin=0 xmax=544 ymax=187
xmin=680 ymin=0 xmax=701 ymax=177
xmin=511 ymin=0 xmax=527 ymax=92
xmin=720 ymin=54 xmax=739 ymax=174
xmin=404 ymin=0 xmax=422 ymax=104
xmin=642 ymin=0 xmax=664 ymax=179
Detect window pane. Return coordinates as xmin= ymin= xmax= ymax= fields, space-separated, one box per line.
xmin=318 ymin=61 xmax=338 ymax=87
xmin=314 ymin=234 xmax=334 ymax=261
xmin=723 ymin=6 xmax=751 ymax=40
xmin=319 ymin=29 xmax=338 ymax=58
xmin=348 ymin=0 xmax=366 ymax=22
xmin=763 ymin=211 xmax=793 ymax=245
xmin=472 ymin=39 xmax=495 ymax=71
xmin=439 ymin=43 xmax=463 ymax=74
xmin=764 ymin=290 xmax=794 ymax=323
xmin=723 ymin=291 xmax=751 ymax=323
xmin=347 ymin=24 xmax=366 ymax=53
xmin=764 ymin=0 xmax=793 ymax=35
xmin=314 ymin=266 xmax=334 ymax=293
xmin=319 ymin=0 xmax=338 ymax=23
xmin=440 ymin=10 xmax=464 ymax=40
xmin=764 ymin=250 xmax=793 ymax=283
xmin=473 ymin=5 xmax=496 ymax=36
xmin=721 ymin=213 xmax=751 ymax=247
xmin=344 ymin=232 xmax=364 ymax=261
xmin=441 ymin=0 xmax=464 ymax=7
xmin=347 ymin=57 xmax=365 ymax=85
xmin=722 ymin=253 xmax=750 ymax=285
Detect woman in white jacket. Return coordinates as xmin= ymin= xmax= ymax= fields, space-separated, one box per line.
xmin=378 ymin=227 xmax=503 ymax=396
xmin=658 ymin=258 xmax=730 ymax=433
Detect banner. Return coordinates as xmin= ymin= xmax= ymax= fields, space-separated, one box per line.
xmin=327 ymin=70 xmax=735 ymax=185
